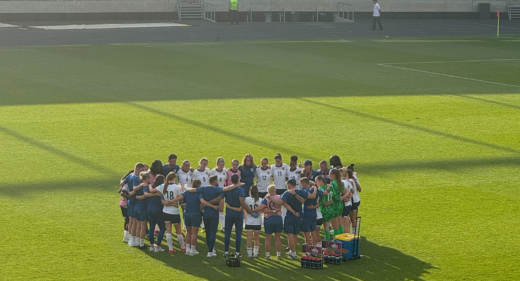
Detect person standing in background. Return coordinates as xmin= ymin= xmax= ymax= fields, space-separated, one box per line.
xmin=229 ymin=0 xmax=239 ymax=25
xmin=372 ymin=0 xmax=383 ymax=30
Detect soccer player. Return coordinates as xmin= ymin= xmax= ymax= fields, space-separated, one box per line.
xmin=238 ymin=154 xmax=256 ymax=198
xmin=192 ymin=157 xmax=210 ymax=188
xmin=210 ymin=157 xmax=228 ymax=232
xmin=177 ymin=160 xmax=192 ymax=231
xmin=268 ymin=179 xmax=317 ymax=259
xmin=316 ymin=175 xmax=333 ymax=241
xmin=340 ymin=168 xmax=354 ymax=235
xmin=329 ymin=155 xmax=343 ymax=169
xmin=255 ymin=157 xmax=272 ymax=198
xmin=144 ymin=175 xmax=167 ymax=252
xmin=162 ymin=154 xmax=180 ymax=177
xmin=157 ymin=172 xmax=185 ymax=253
xmin=123 ymin=163 xmax=147 ymax=247
xmin=209 ymin=174 xmax=247 ymax=258
xmin=119 ymin=170 xmax=133 ymax=243
xmin=244 ymin=185 xmax=262 ymax=258
xmin=133 ymin=171 xmax=152 ymax=248
xmin=184 ymin=175 xmax=244 ymax=257
xmin=271 ymin=153 xmax=289 ymax=195
xmin=250 ymin=184 xmax=283 ymax=260
xmin=166 ymin=179 xmax=204 ymax=256
xmin=301 ymin=160 xmax=319 ymax=182
xmin=329 ymin=169 xmax=345 ymax=236
xmin=149 ymin=159 xmax=163 ymax=184
xmin=287 ymin=155 xmax=302 ymax=190
xmin=226 ymin=159 xmax=241 ymax=186
xmin=347 ymin=164 xmax=362 ymax=234
xmin=300 ymin=177 xmax=323 ymax=248
xmin=317 ymin=160 xmax=331 ymax=184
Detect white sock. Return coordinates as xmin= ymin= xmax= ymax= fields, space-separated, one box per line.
xmin=219 ymin=212 xmax=225 ymax=229
xmin=225 ymin=251 xmax=229 ymax=256
xmin=201 ymin=220 xmax=205 ymax=229
xmin=140 ymin=239 xmax=144 ymax=247
xmin=186 ymin=244 xmax=191 ymax=251
xmin=276 ymin=251 xmax=281 ymax=257
xmin=124 ymin=230 xmax=128 ymax=237
xmin=254 ymin=246 xmax=259 ymax=256
xmin=266 ymin=252 xmax=270 ymax=257
xmin=177 ymin=234 xmax=185 ymax=249
xmin=247 ymin=247 xmax=252 ymax=257
xmin=191 ymin=245 xmax=197 ymax=252
xmin=166 ymin=233 xmax=173 ymax=251
xmin=352 ymin=228 xmax=356 ymax=234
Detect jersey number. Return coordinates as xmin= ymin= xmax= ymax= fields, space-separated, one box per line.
xmin=277 ymin=171 xmax=282 ymax=176
xmin=262 ymin=175 xmax=267 ymax=181
xmin=169 ymin=191 xmax=174 ymax=200
xmin=249 ymin=204 xmax=258 ymax=210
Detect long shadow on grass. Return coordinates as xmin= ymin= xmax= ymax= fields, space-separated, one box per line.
xmin=358 ymin=156 xmax=520 ymax=175
xmin=142 ymin=231 xmax=436 ymax=281
xmin=456 ymin=95 xmax=520 ymax=111
xmin=0 ymin=124 xmax=116 ymax=176
xmin=299 ymin=98 xmax=520 ymax=155
xmin=125 ymin=101 xmax=321 ymax=162
xmin=0 ymin=178 xmax=118 ymax=198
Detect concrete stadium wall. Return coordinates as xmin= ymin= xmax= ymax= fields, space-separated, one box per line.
xmin=0 ymin=0 xmax=507 ymax=14
xmin=0 ymin=0 xmax=508 ymax=21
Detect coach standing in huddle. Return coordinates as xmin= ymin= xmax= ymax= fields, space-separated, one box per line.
xmin=229 ymin=0 xmax=239 ymax=24
xmin=372 ymin=0 xmax=383 ymax=30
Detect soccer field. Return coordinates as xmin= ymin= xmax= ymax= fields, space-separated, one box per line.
xmin=1 ymin=36 xmax=519 ymax=280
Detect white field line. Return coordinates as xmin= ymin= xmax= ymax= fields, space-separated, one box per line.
xmin=30 ymin=22 xmax=189 ymax=30
xmin=377 ymin=61 xmax=520 ymax=89
xmin=382 ymin=58 xmax=520 ymax=65
xmin=0 ymin=23 xmax=20 ymax=28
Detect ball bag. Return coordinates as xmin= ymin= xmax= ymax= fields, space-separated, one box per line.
xmin=226 ymin=257 xmax=241 ymax=267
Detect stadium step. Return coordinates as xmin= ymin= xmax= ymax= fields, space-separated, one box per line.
xmin=179 ymin=2 xmax=204 ymax=20
xmin=507 ymin=0 xmax=520 ymax=19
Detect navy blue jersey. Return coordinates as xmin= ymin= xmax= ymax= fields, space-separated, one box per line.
xmin=316 ymin=169 xmax=331 ymax=184
xmin=123 ymin=173 xmax=140 ymax=204
xmin=302 ymin=188 xmax=323 ymax=219
xmin=145 ymin=186 xmax=163 ymax=213
xmin=135 ymin=185 xmax=149 ymax=211
xmin=220 ymin=187 xmax=245 ymax=218
xmin=238 ymin=165 xmax=256 ymax=188
xmin=301 ymin=170 xmax=320 ymax=182
xmin=161 ymin=164 xmax=180 ymax=177
xmin=281 ymin=189 xmax=309 ymax=217
xmin=182 ymin=190 xmax=202 ymax=213
xmin=196 ymin=186 xmax=223 ymax=216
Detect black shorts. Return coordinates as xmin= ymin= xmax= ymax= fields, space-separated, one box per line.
xmin=163 ymin=213 xmax=181 ymax=224
xmin=258 ymin=192 xmax=268 ymax=198
xmin=276 ymin=189 xmax=285 ymax=195
xmin=121 ymin=206 xmax=128 ymax=218
xmin=245 ymin=225 xmax=261 ymax=231
xmin=343 ymin=205 xmax=352 ymax=217
xmin=316 ymin=218 xmax=323 ymax=226
xmin=351 ymin=201 xmax=360 ymax=211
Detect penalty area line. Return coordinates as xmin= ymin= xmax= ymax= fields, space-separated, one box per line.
xmin=377 ymin=63 xmax=520 ymax=89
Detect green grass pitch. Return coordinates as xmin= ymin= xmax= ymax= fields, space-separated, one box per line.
xmin=1 ymin=36 xmax=519 ymax=280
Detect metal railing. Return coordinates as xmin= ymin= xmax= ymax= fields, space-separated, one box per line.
xmin=203 ymin=0 xmax=216 ymax=22
xmin=278 ymin=7 xmax=285 ymax=22
xmin=310 ymin=7 xmax=318 ymax=22
xmin=246 ymin=8 xmax=252 ymax=22
xmin=337 ymin=2 xmax=354 ymax=21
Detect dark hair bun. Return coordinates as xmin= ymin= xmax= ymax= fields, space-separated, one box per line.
xmin=290 ymin=155 xmax=298 ymax=162
xmin=350 ymin=163 xmax=355 ymax=167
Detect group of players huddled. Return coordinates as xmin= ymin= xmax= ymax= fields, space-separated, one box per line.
xmin=119 ymin=153 xmax=361 ymax=260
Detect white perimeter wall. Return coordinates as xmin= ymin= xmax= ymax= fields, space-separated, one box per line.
xmin=0 ymin=0 xmax=507 ymax=14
